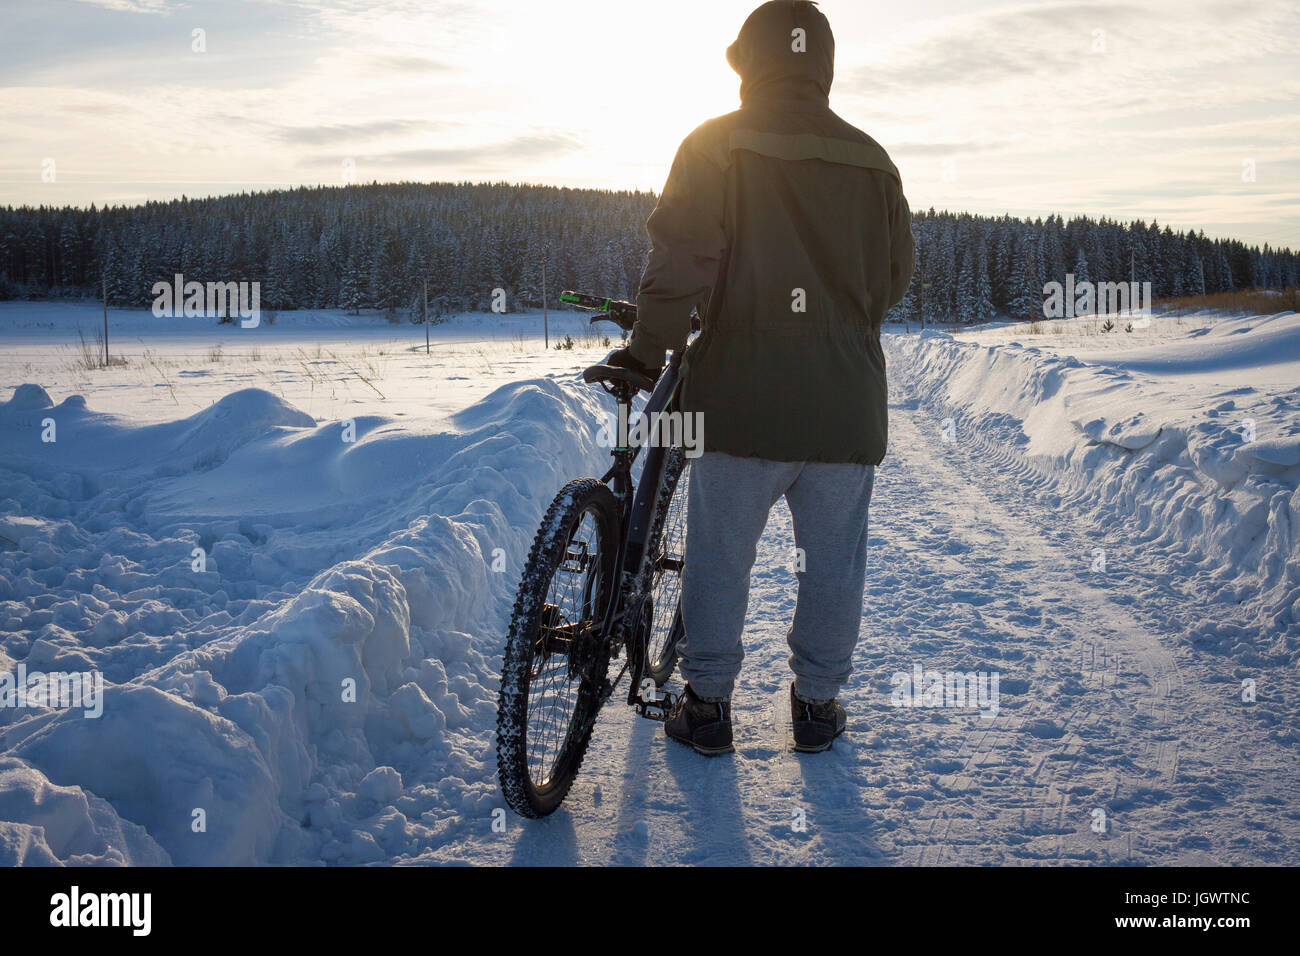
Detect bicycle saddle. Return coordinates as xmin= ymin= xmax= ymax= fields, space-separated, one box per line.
xmin=582 ymin=362 xmax=656 ymax=394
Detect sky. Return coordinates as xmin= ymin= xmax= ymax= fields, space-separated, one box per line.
xmin=1 ymin=0 xmax=1297 ymax=249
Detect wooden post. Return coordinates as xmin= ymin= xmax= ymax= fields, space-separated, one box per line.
xmin=541 ymin=257 xmax=549 ymax=350
xmin=423 ymin=277 xmax=429 ymax=355
xmin=102 ymin=271 xmax=109 ymax=365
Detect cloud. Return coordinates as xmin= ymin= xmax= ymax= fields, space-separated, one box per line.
xmin=69 ymin=0 xmax=172 ymax=12
xmin=371 ymin=55 xmax=451 ymax=74
xmin=300 ymin=130 xmax=585 ymax=169
xmin=889 ymin=140 xmax=998 ymax=157
xmin=276 ymin=119 xmax=443 ymax=146
xmin=840 ymin=0 xmax=1295 ymax=102
xmin=60 ymin=101 xmax=134 ymax=115
xmin=840 ymin=2 xmax=1135 ymax=97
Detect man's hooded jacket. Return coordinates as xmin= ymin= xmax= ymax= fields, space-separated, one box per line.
xmin=628 ymin=0 xmax=914 ymax=465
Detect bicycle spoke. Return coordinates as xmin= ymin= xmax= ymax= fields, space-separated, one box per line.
xmin=647 ymin=454 xmax=690 ymax=671
xmin=524 ymin=508 xmax=605 ymax=785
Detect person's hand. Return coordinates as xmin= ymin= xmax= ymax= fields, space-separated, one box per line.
xmin=607 ymin=347 xmax=662 ymax=382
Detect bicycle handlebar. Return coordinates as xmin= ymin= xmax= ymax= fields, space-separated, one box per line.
xmin=560 ymin=290 xmax=637 ymax=331
xmin=560 ymin=289 xmax=702 ymax=334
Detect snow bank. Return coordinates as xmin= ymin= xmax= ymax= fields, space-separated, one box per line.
xmin=0 ymin=757 xmax=171 ymax=865
xmin=888 ymin=317 xmax=1300 ymax=663
xmin=0 ymin=375 xmax=609 ymax=864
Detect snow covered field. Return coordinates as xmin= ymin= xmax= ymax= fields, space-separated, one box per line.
xmin=0 ymin=301 xmax=611 ymax=424
xmin=1 ymin=302 xmax=1297 ymax=865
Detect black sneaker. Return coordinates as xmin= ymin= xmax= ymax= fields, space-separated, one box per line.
xmin=790 ymin=682 xmax=846 ymax=753
xmin=665 ymin=684 xmax=734 ymax=756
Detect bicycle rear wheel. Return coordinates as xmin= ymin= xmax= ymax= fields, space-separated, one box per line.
xmin=644 ymin=448 xmax=690 ymax=686
xmin=496 ymin=478 xmax=618 ymax=817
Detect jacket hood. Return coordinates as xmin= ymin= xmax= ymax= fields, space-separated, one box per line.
xmin=725 ymin=0 xmax=834 ymax=109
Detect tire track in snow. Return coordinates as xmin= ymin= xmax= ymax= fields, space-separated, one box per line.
xmin=868 ymin=368 xmax=1295 ymax=864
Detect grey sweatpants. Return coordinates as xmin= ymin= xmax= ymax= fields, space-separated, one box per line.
xmin=679 ymin=450 xmax=876 ymax=703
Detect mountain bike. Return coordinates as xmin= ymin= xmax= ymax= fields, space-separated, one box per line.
xmin=495 ymin=291 xmax=697 ymax=818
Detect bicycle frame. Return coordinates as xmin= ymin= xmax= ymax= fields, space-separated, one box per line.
xmin=591 ymin=347 xmax=687 ymax=720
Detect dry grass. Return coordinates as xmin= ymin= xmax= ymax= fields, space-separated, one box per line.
xmin=327 ymin=348 xmax=386 ymax=399
xmin=142 ymin=349 xmax=179 ymax=404
xmin=576 ymin=322 xmax=613 ymax=349
xmin=1154 ymin=287 xmax=1299 ymax=315
xmin=73 ymin=328 xmax=129 ymax=370
xmin=472 ymin=345 xmax=494 ymax=375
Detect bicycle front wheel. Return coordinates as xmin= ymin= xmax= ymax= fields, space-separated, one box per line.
xmin=644 ymin=447 xmax=690 ymax=686
xmin=496 ymin=478 xmax=619 ymax=817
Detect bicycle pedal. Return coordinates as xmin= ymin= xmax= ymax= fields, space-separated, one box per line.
xmin=634 ymin=690 xmax=678 ymax=722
